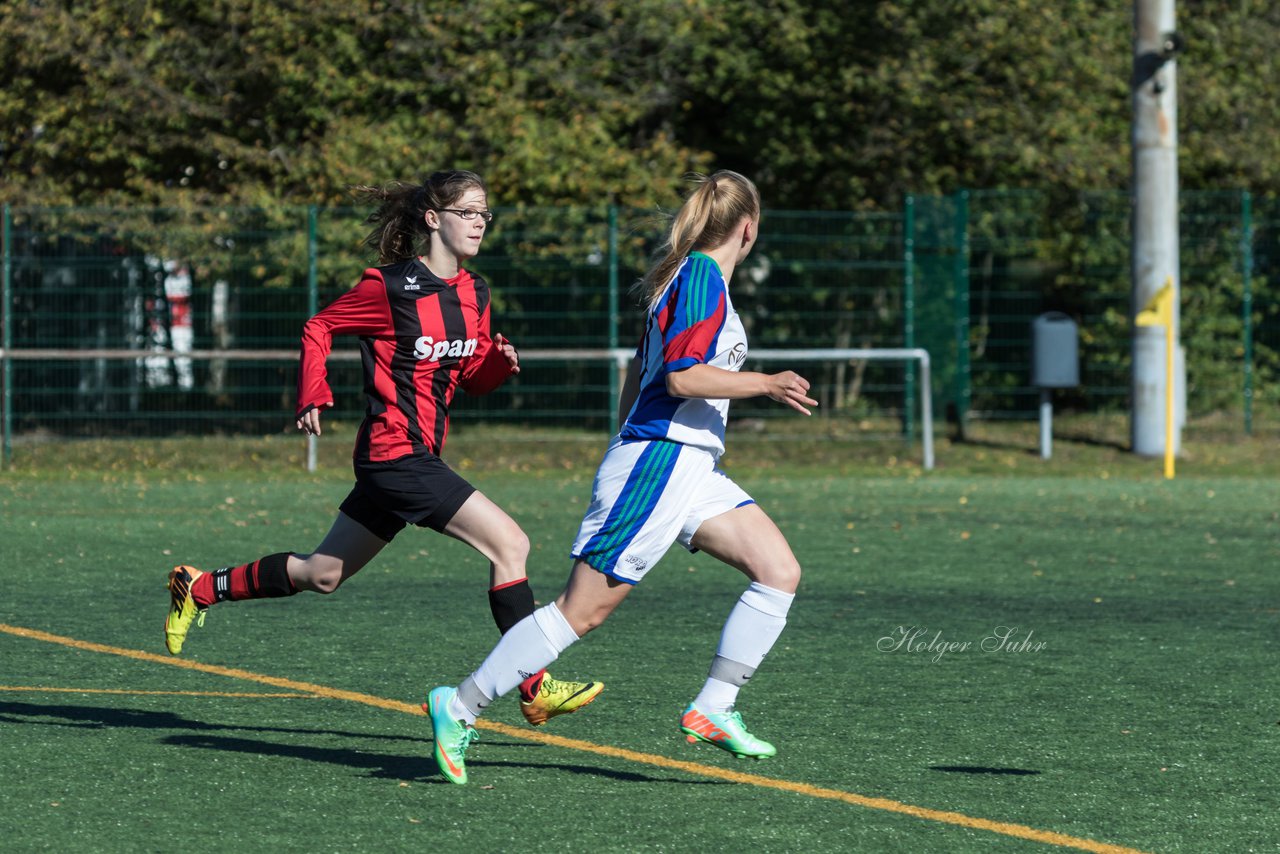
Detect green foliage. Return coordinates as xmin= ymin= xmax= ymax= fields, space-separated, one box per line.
xmin=0 ymin=1 xmax=704 ymax=210
xmin=4 ymin=2 xmax=1280 ymax=210
xmin=3 ymin=3 xmax=1278 ymax=426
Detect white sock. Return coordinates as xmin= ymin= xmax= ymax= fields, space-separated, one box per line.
xmin=451 ymin=602 xmax=580 ymax=722
xmin=693 ymin=582 xmax=794 ymax=714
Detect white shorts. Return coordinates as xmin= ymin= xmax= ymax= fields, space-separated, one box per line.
xmin=570 ymin=438 xmax=755 ymax=584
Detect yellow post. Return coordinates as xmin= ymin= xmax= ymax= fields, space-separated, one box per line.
xmin=1164 ymin=311 xmax=1175 ymax=478
xmin=1136 ymin=278 xmax=1176 ymax=479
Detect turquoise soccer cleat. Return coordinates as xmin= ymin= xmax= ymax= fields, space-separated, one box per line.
xmin=425 ymin=686 xmax=479 ymax=785
xmin=679 ymin=703 xmax=777 ymax=759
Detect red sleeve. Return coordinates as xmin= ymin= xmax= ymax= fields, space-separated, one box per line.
xmin=459 ymin=301 xmax=514 ymax=396
xmin=296 ymin=270 xmax=392 ymax=416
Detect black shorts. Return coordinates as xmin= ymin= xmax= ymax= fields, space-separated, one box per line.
xmin=338 ymin=454 xmax=476 ymax=542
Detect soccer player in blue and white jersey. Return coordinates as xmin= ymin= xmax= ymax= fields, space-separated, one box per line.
xmin=426 ymin=170 xmax=817 ymax=784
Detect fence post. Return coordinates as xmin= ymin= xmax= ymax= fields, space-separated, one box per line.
xmin=902 ymin=194 xmax=916 ymax=440
xmin=2 ymin=204 xmax=11 ymax=467
xmin=607 ymin=204 xmax=620 ymax=435
xmin=306 ymin=205 xmax=319 ymax=472
xmin=1240 ymin=190 xmax=1254 ymax=435
xmin=953 ymin=190 xmax=971 ymax=436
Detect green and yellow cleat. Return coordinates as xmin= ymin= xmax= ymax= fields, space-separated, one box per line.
xmin=426 ymin=687 xmax=479 ymax=785
xmin=679 ymin=703 xmax=776 ymax=759
xmin=519 ymin=673 xmax=603 ymax=726
xmin=164 ymin=565 xmax=207 ymax=655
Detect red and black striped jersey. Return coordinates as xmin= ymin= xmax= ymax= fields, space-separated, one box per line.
xmin=296 ymin=258 xmax=513 ymax=463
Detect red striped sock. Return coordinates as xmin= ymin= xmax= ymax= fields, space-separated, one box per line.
xmin=199 ymin=553 xmax=296 ymax=605
xmin=518 ymin=670 xmax=546 ymax=703
xmin=190 ymin=572 xmax=216 ymax=607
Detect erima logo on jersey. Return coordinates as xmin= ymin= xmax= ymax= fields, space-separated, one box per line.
xmin=404 ymin=275 xmax=420 ymax=290
xmin=414 ymin=336 xmax=478 ymax=362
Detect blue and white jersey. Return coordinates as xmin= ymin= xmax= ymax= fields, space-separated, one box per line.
xmin=618 ymin=252 xmax=748 ymax=457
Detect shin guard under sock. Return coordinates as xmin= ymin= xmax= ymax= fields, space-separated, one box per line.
xmin=488 ymin=578 xmax=549 ymax=699
xmin=192 ymin=552 xmax=297 ymax=606
xmin=488 ymin=578 xmax=536 ymax=635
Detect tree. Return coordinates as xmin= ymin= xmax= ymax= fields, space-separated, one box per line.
xmin=2 ymin=0 xmax=1277 ymax=209
xmin=0 ymin=1 xmax=708 ymax=209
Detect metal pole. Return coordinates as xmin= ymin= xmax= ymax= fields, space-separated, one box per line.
xmin=903 ymin=195 xmax=916 ymax=440
xmin=953 ymin=190 xmax=970 ymax=438
xmin=607 ymin=205 xmax=620 ymax=436
xmin=2 ymin=204 xmax=12 ymax=467
xmin=918 ymin=350 xmax=934 ymax=471
xmin=306 ymin=205 xmax=319 ymax=472
xmin=1039 ymin=389 xmax=1053 ymax=460
xmin=1131 ymin=0 xmax=1182 ymax=456
xmin=1240 ymin=190 xmax=1254 ymax=435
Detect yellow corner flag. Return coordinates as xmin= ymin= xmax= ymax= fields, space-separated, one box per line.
xmin=1135 ymin=281 xmax=1173 ymax=329
xmin=1135 ymin=278 xmax=1176 ymax=479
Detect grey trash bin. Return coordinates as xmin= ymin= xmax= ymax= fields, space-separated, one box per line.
xmin=1031 ymin=312 xmax=1079 ymax=389
xmin=1031 ymin=312 xmax=1079 ymax=459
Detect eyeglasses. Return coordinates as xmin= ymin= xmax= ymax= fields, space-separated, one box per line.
xmin=437 ymin=208 xmax=494 ymax=223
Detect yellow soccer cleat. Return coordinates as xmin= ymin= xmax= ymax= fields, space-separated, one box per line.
xmin=520 ymin=673 xmax=603 ymax=726
xmin=164 ymin=565 xmax=207 ymax=655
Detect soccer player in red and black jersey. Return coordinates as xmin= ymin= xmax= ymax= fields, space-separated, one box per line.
xmin=163 ymin=170 xmax=601 ymax=726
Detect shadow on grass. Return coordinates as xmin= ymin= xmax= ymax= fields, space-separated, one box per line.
xmin=1055 ymin=432 xmax=1129 ymax=452
xmin=947 ymin=433 xmax=1129 ymax=456
xmin=944 ymin=435 xmax=1039 ymax=455
xmin=928 ymin=765 xmax=1041 ymax=776
xmin=1 ymin=701 xmax=729 ymax=785
xmin=165 ymin=733 xmax=727 ymax=785
xmin=0 ymin=701 xmax=418 ymax=743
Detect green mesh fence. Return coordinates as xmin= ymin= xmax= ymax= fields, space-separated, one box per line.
xmin=912 ymin=189 xmax=1278 ymax=429
xmin=910 ymin=192 xmax=968 ymax=428
xmin=2 ymin=192 xmax=1276 ymax=458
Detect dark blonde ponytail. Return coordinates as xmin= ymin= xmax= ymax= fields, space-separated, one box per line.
xmin=635 ymin=170 xmax=761 ymax=307
xmin=354 ymin=170 xmax=488 ymax=264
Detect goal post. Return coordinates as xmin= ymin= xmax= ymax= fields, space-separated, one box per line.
xmin=730 ymin=348 xmax=934 ymax=471
xmin=0 ymin=346 xmax=933 ymax=471
xmin=343 ymin=346 xmax=936 ymax=471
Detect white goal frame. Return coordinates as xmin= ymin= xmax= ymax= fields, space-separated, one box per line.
xmin=1 ymin=347 xmax=933 ymax=471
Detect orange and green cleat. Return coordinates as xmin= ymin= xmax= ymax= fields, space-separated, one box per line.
xmin=679 ymin=703 xmax=776 ymax=759
xmin=164 ymin=565 xmax=207 ymax=655
xmin=426 ymin=687 xmax=479 ymax=785
xmin=519 ymin=673 xmax=603 ymax=726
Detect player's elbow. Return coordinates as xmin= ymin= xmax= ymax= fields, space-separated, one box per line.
xmin=665 ymin=370 xmax=693 ymax=399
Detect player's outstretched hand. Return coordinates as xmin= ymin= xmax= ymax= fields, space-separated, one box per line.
xmin=765 ymin=371 xmax=817 ymax=415
xmin=296 ymin=405 xmax=327 ymax=436
xmin=494 ymin=333 xmax=520 ymax=375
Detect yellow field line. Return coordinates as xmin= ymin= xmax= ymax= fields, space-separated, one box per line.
xmin=0 ymin=623 xmax=1147 ymax=854
xmin=0 ymin=686 xmax=317 ymax=699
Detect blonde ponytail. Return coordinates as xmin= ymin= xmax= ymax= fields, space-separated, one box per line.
xmin=635 ymin=171 xmax=761 ymax=307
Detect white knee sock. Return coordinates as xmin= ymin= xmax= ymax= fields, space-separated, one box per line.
xmin=451 ymin=602 xmax=580 ymax=723
xmin=693 ymin=582 xmax=795 ymax=714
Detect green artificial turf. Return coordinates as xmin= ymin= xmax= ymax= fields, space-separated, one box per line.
xmin=1 ymin=435 xmax=1278 ymax=852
